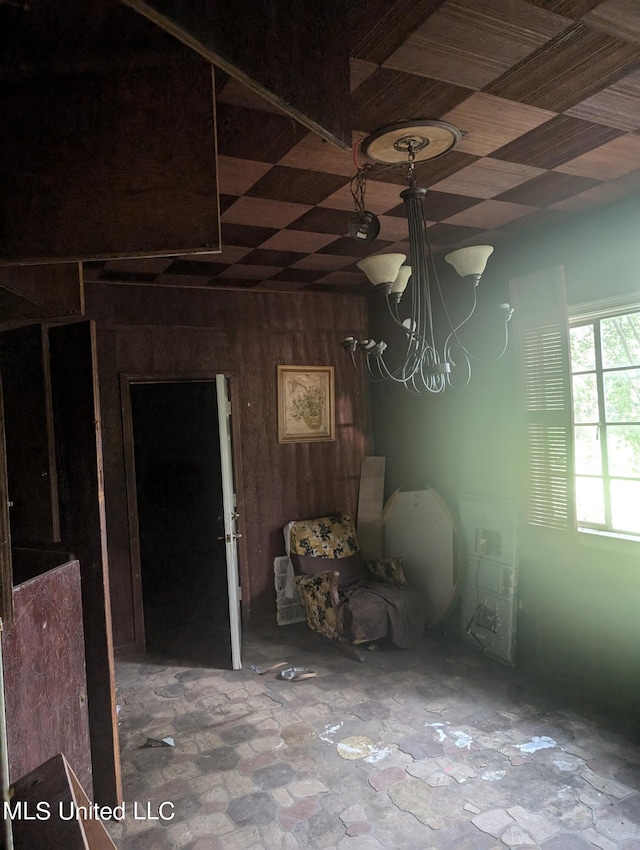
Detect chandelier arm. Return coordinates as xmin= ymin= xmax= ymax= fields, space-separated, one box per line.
xmin=446 ymin=311 xmax=512 ymax=363
xmin=466 ymin=318 xmax=512 ymax=362
xmin=348 ymin=351 xmax=387 ymax=383
xmin=444 ymin=344 xmax=472 ymax=389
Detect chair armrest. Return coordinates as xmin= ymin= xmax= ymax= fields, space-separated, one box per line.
xmin=295 ymin=570 xmax=345 ymax=642
xmin=367 ymin=557 xmax=407 ymax=585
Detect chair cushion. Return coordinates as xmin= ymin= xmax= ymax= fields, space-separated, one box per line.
xmin=289 ymin=514 xmax=359 ymax=558
xmin=294 ymin=572 xmax=345 ymax=642
xmin=293 ymin=552 xmax=367 ymax=588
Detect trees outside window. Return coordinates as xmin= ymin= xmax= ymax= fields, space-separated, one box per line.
xmin=570 ymin=311 xmax=640 ymax=536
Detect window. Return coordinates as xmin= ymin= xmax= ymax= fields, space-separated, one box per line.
xmin=510 ymin=267 xmax=640 ymax=540
xmin=570 ymin=309 xmax=640 ymax=536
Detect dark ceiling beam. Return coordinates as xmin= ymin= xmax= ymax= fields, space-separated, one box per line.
xmin=119 ymin=0 xmax=352 ymax=150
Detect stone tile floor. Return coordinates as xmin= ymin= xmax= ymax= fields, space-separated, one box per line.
xmin=108 ymin=622 xmax=640 ymax=850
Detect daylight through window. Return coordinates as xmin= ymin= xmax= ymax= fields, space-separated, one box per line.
xmin=570 ymin=310 xmax=640 ymax=536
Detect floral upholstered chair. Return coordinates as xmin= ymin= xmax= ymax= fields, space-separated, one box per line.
xmin=284 ymin=514 xmax=424 ymax=655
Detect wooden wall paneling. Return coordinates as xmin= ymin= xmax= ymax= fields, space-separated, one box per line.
xmin=0 ymin=325 xmax=59 ymax=547
xmin=2 ymin=560 xmax=93 ymax=797
xmin=0 ymin=64 xmax=219 ymax=264
xmin=0 ymin=263 xmax=84 ymax=323
xmin=0 ymin=377 xmax=12 ymax=623
xmin=86 ymin=284 xmax=371 ymax=639
xmin=121 ymin=0 xmax=352 ymax=149
xmin=119 ymin=375 xmax=146 ymax=652
xmin=95 ymin=327 xmax=138 ymax=650
xmin=48 ymin=321 xmax=121 ymax=807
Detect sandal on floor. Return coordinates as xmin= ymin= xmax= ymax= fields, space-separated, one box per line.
xmin=277 ymin=667 xmax=317 ymax=681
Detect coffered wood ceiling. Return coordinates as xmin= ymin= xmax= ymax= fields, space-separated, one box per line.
xmin=5 ymin=0 xmax=640 ymax=296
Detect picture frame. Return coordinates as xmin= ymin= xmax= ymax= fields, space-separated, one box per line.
xmin=277 ymin=365 xmax=335 ymax=443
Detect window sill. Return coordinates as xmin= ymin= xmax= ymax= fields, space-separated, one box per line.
xmin=577 ymin=526 xmax=640 ymax=554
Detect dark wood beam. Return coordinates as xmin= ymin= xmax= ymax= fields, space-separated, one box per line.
xmin=120 ymin=0 xmax=352 ymax=150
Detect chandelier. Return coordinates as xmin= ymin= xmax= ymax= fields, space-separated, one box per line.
xmin=342 ymin=121 xmax=514 ymax=394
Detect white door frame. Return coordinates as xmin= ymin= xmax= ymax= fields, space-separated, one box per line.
xmin=216 ymin=374 xmax=242 ymax=670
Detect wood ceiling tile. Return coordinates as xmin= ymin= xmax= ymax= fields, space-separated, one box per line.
xmin=566 ymin=70 xmax=640 ymax=131
xmin=347 ymin=0 xmax=445 ymax=64
xmin=221 ymin=197 xmax=312 ymax=228
xmin=377 ymin=215 xmax=410 ymax=242
xmin=497 ymin=206 xmax=573 ymax=232
xmin=363 ymin=152 xmax=479 ymax=187
xmin=350 ymin=57 xmax=378 ymax=92
xmin=524 ymin=0 xmax=602 ymax=16
xmin=258 ymin=230 xmax=339 ymax=252
xmin=485 ymin=23 xmax=640 ymax=111
xmin=217 ymin=156 xmax=273 ymax=196
xmin=430 ymin=157 xmax=545 ymax=197
xmin=145 ymin=274 xmax=220 ymax=288
xmin=442 ymin=93 xmax=557 ymax=155
xmin=220 ymin=223 xmax=279 ymax=247
xmin=496 ymin=170 xmax=600 ymax=205
xmin=444 ymin=199 xmax=538 ymax=228
xmin=268 ymin=267 xmax=328 ymax=283
xmin=218 ymin=194 xmax=238 ymax=215
xmin=190 ymin=245 xmax=251 ymax=264
xmin=285 ymin=207 xmax=350 ymax=235
xmin=554 ymin=133 xmax=640 ymax=179
xmin=217 ymin=264 xmax=281 ymax=280
xmin=379 ymin=240 xmax=412 ymax=256
xmin=98 ymin=269 xmax=160 ymax=283
xmin=162 ymin=258 xmax=229 ymax=277
xmin=584 ymin=0 xmax=640 ymax=42
xmin=245 ymin=166 xmax=349 ymax=205
xmin=427 ymin=222 xmax=486 ymax=245
xmin=279 ymin=132 xmax=356 ymax=176
xmin=103 ymin=256 xmax=174 ymax=274
xmin=551 ymin=167 xmax=640 ymax=210
xmin=291 ymin=253 xmax=359 ymax=270
xmin=216 ymin=104 xmax=307 ymax=162
xmin=386 ymin=189 xmax=483 ymax=219
xmin=319 ymin=179 xmax=406 ymax=214
xmin=351 ymin=69 xmax=471 ymax=134
xmin=492 ymin=115 xmax=624 ymax=168
xmin=318 ymin=236 xmax=393 ymax=256
xmin=239 ymin=249 xmax=305 ymax=267
xmin=216 ymin=78 xmax=286 ymax=115
xmin=384 ymin=0 xmax=569 ymax=89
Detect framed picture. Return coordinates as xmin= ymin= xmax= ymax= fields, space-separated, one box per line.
xmin=277 ymin=365 xmax=335 ymax=443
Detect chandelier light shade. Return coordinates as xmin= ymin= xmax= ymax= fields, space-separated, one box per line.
xmin=444 ymin=245 xmax=494 ymax=279
xmin=343 ymin=121 xmax=514 ymax=394
xmin=356 ymin=253 xmax=406 ymax=287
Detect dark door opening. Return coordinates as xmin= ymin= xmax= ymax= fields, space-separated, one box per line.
xmin=130 ymin=381 xmax=232 ymax=668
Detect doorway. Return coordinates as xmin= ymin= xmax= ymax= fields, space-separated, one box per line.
xmin=128 ymin=379 xmax=239 ymax=669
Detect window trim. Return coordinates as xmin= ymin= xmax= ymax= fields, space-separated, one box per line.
xmin=569 ymin=301 xmax=640 ymax=541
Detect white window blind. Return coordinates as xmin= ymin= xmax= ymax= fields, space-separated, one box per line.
xmin=510 ymin=266 xmax=574 ymax=530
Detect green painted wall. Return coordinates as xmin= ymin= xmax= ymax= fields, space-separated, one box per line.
xmin=371 ymin=193 xmax=640 ymax=709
